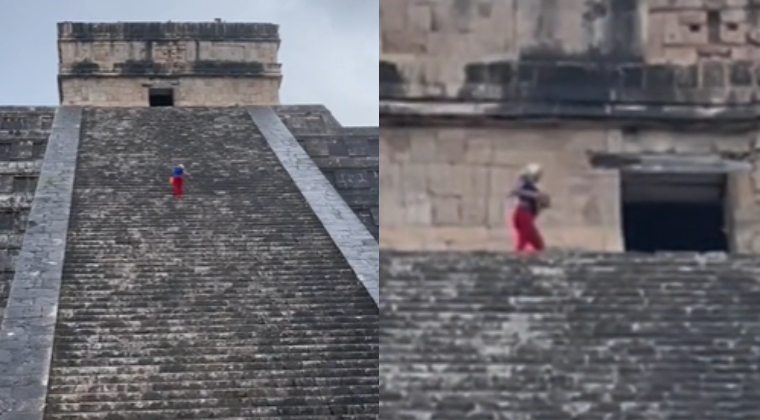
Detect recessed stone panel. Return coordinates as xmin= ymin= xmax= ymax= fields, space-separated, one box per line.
xmin=12 ymin=176 xmax=38 ymax=194
xmin=0 ymin=143 xmax=13 ymax=161
xmin=32 ymin=140 xmax=47 ymax=159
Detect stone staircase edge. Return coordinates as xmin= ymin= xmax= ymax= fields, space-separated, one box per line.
xmin=245 ymin=106 xmax=379 ymax=307
xmin=0 ymin=106 xmax=82 ymax=418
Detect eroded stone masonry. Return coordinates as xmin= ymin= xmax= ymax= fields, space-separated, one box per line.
xmin=381 ymin=0 xmax=760 ymax=254
xmin=0 ymin=21 xmax=378 ymax=420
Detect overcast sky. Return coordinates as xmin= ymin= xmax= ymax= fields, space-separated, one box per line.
xmin=0 ymin=0 xmax=378 ymax=126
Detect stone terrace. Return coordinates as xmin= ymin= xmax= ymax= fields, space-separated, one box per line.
xmin=381 ymin=251 xmax=760 ymax=420
xmin=275 ymin=106 xmax=379 ymax=240
xmin=0 ymin=107 xmax=55 ymax=327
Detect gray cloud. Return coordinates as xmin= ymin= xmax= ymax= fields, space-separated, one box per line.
xmin=0 ymin=0 xmax=378 ymax=126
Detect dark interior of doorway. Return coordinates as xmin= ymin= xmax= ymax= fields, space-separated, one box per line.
xmin=622 ymin=202 xmax=727 ymax=252
xmin=149 ymin=88 xmax=174 ymax=107
xmin=621 ymin=172 xmax=729 ymax=253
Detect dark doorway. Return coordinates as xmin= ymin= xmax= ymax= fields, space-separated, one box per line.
xmin=148 ymin=88 xmax=174 ymax=107
xmin=621 ymin=172 xmax=729 ymax=252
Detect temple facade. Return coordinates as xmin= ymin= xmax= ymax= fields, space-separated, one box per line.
xmin=57 ymin=21 xmax=282 ymax=106
xmin=380 ymin=0 xmax=760 ymax=254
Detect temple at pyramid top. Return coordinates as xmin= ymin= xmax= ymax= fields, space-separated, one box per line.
xmin=57 ymin=21 xmax=283 ymax=107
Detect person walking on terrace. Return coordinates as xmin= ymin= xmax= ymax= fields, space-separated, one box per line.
xmin=509 ymin=163 xmax=550 ymax=253
xmin=170 ymin=164 xmax=188 ymax=198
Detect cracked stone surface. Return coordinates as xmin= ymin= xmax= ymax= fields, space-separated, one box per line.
xmin=0 ymin=107 xmax=80 ymax=420
xmin=274 ymin=106 xmax=379 ymax=241
xmin=37 ymin=107 xmax=378 ymax=420
xmin=381 ymin=251 xmax=760 ymax=420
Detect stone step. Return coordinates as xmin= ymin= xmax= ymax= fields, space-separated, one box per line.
xmin=64 ymin=239 xmax=324 ymax=245
xmin=51 ymin=351 xmax=377 ymax=368
xmin=63 ymin=244 xmax=335 ymax=251
xmin=57 ymin=306 xmax=372 ymax=316
xmin=49 ymin=386 xmax=378 ymax=403
xmin=56 ymin=283 xmax=359 ymax=292
xmin=55 ymin=300 xmax=371 ymax=310
xmin=56 ymin=308 xmax=375 ymax=320
xmin=57 ymin=297 xmax=370 ymax=307
xmin=65 ymin=226 xmax=323 ymax=233
xmin=50 ymin=414 xmax=379 ymax=420
xmin=50 ymin=394 xmax=379 ymax=410
xmin=54 ymin=343 xmax=375 ymax=359
xmin=49 ymin=367 xmax=377 ymax=387
xmin=51 ymin=359 xmax=377 ymax=377
xmin=56 ymin=301 xmax=371 ymax=310
xmin=62 ymin=257 xmax=346 ymax=263
xmin=54 ymin=320 xmax=377 ymax=335
xmin=59 ymin=268 xmax=352 ymax=276
xmin=55 ymin=279 xmax=352 ymax=293
xmin=48 ymin=406 xmax=377 ymax=419
xmin=57 ymin=296 xmax=372 ymax=305
xmin=52 ymin=327 xmax=375 ymax=344
xmin=54 ymin=335 xmax=376 ymax=352
xmin=50 ymin=376 xmax=377 ymax=394
xmin=59 ymin=267 xmax=348 ymax=275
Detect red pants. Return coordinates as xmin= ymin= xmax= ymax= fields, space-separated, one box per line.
xmin=510 ymin=206 xmax=544 ymax=253
xmin=172 ymin=176 xmax=183 ymax=198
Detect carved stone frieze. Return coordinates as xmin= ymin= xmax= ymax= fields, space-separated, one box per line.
xmin=648 ymin=0 xmax=760 ymax=63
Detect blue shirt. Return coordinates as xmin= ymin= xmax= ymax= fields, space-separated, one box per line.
xmin=172 ymin=166 xmax=184 ymax=177
xmin=512 ymin=175 xmax=539 ymax=214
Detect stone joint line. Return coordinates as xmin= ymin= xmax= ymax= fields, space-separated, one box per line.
xmin=0 ymin=107 xmax=82 ymax=418
xmin=246 ymin=106 xmax=379 ymax=306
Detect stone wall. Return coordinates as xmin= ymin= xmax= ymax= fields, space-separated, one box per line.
xmin=274 ymin=106 xmax=380 ymax=241
xmin=60 ymin=77 xmax=280 ymax=107
xmin=380 ymin=124 xmax=760 ymax=253
xmin=380 ymin=0 xmax=760 ymax=119
xmin=57 ymin=22 xmax=282 ymax=106
xmin=379 ymin=0 xmax=760 ymax=253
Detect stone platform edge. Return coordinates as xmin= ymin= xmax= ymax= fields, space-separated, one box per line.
xmin=246 ymin=106 xmax=379 ymax=307
xmin=0 ymin=106 xmax=81 ymax=419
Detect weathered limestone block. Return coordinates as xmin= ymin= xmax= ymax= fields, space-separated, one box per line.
xmin=431 ymin=196 xmax=462 ymax=225
xmin=409 ymin=130 xmax=438 ymax=163
xmin=464 ymin=134 xmax=494 ymax=165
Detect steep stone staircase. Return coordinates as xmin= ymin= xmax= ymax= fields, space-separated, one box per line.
xmin=381 ymin=251 xmax=760 ymax=419
xmin=43 ymin=108 xmax=379 ymax=419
